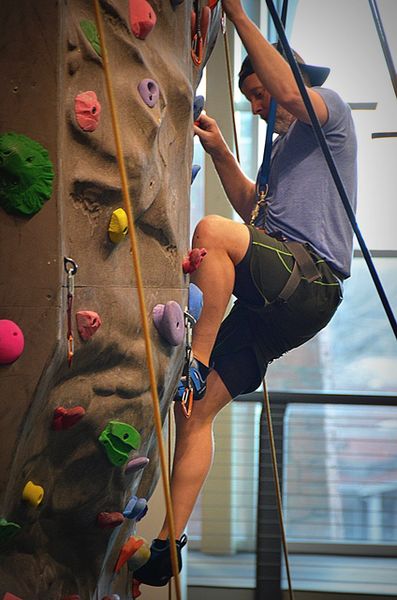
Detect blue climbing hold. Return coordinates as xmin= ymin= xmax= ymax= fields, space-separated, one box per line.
xmin=193 ymin=95 xmax=205 ymax=122
xmin=188 ymin=282 xmax=203 ymax=322
xmin=191 ymin=164 xmax=201 ymax=184
xmin=123 ymin=495 xmax=148 ymax=521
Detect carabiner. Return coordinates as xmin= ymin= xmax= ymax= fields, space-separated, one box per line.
xmin=63 ymin=256 xmax=78 ymax=275
xmin=191 ymin=33 xmax=203 ymax=66
xmin=181 ymin=387 xmax=193 ymax=419
xmin=67 ymin=333 xmax=74 ymax=367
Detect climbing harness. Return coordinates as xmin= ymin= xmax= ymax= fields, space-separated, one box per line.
xmin=92 ymin=2 xmax=182 ymax=599
xmin=63 ymin=257 xmax=78 ymax=367
xmin=275 ymin=240 xmax=321 ymax=303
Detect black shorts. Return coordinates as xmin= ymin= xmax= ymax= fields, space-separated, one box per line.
xmin=211 ymin=225 xmax=343 ymax=398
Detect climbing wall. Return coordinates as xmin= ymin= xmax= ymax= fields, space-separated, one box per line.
xmin=0 ymin=1 xmax=219 ymax=598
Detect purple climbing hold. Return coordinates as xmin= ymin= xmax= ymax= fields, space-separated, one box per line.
xmin=191 ymin=164 xmax=201 ymax=184
xmin=153 ymin=301 xmax=184 ymax=346
xmin=138 ymin=79 xmax=160 ymax=108
xmin=0 ymin=320 xmax=24 ymax=365
xmin=125 ymin=456 xmax=149 ymax=474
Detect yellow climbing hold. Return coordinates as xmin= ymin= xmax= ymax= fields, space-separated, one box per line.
xmin=22 ymin=481 xmax=44 ymax=507
xmin=108 ymin=208 xmax=128 ymax=243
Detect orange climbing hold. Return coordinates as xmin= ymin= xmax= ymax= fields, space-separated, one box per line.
xmin=129 ymin=0 xmax=157 ymax=40
xmin=182 ymin=247 xmax=207 ymax=274
xmin=114 ymin=536 xmax=144 ymax=574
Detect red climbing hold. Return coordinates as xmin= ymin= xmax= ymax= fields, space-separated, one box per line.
xmin=3 ymin=594 xmax=23 ymax=600
xmin=96 ymin=511 xmax=125 ymax=529
xmin=61 ymin=596 xmax=80 ymax=600
xmin=114 ymin=536 xmax=144 ymax=574
xmin=129 ymin=0 xmax=157 ymax=40
xmin=182 ymin=247 xmax=207 ymax=274
xmin=132 ymin=579 xmax=142 ymax=599
xmin=52 ymin=406 xmax=86 ymax=431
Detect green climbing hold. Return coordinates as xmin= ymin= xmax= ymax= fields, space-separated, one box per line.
xmin=0 ymin=132 xmax=54 ymax=216
xmin=0 ymin=518 xmax=21 ymax=544
xmin=99 ymin=421 xmax=141 ymax=467
xmin=80 ymin=20 xmax=101 ymax=56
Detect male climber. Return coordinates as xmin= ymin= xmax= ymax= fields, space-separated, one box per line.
xmin=134 ymin=0 xmax=357 ymax=587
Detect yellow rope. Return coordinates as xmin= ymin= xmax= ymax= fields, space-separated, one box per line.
xmin=92 ymin=3 xmax=181 ymax=598
xmin=262 ymin=380 xmax=295 ymax=600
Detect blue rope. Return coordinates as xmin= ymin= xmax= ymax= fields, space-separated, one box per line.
xmin=265 ymin=0 xmax=397 ymax=340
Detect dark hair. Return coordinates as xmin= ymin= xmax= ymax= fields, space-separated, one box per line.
xmin=238 ymin=45 xmax=310 ymax=90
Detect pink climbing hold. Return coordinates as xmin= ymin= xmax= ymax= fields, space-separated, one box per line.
xmin=0 ymin=319 xmax=24 ymax=365
xmin=52 ymin=406 xmax=86 ymax=431
xmin=76 ymin=311 xmax=101 ymax=341
xmin=152 ymin=301 xmax=184 ymax=346
xmin=182 ymin=247 xmax=207 ymax=274
xmin=97 ymin=511 xmax=125 ymax=529
xmin=129 ymin=0 xmax=157 ymax=39
xmin=74 ymin=91 xmax=101 ymax=132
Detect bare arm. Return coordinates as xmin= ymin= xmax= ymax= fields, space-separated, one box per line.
xmin=194 ymin=112 xmax=256 ymax=223
xmin=222 ymin=0 xmax=328 ymax=125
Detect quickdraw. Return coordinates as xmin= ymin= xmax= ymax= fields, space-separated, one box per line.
xmin=63 ymin=257 xmax=78 ymax=367
xmin=250 ymin=184 xmax=269 ymax=226
xmin=191 ymin=0 xmax=218 ymax=66
xmin=180 ymin=310 xmax=197 ymax=418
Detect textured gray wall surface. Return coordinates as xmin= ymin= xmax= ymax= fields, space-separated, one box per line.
xmin=0 ymin=0 xmax=217 ymax=597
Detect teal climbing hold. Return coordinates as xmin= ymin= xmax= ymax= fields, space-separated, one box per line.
xmin=80 ymin=20 xmax=101 ymax=56
xmin=98 ymin=421 xmax=141 ymax=466
xmin=0 ymin=518 xmax=21 ymax=544
xmin=0 ymin=132 xmax=54 ymax=216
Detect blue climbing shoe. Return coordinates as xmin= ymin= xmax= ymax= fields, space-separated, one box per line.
xmin=133 ymin=534 xmax=188 ymax=587
xmin=175 ymin=358 xmax=208 ymax=402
